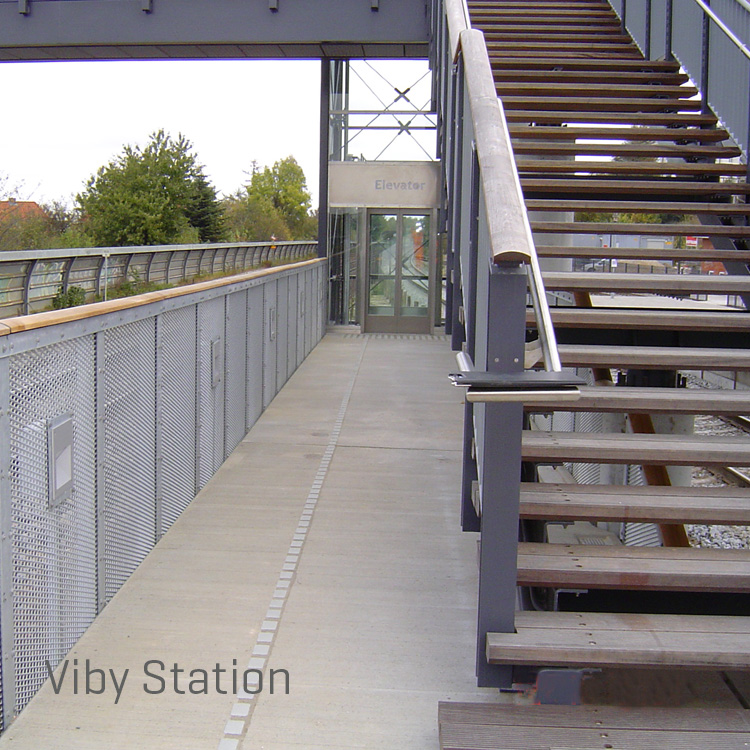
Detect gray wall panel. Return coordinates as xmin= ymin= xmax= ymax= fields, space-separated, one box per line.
xmin=224 ymin=291 xmax=248 ymax=458
xmin=157 ymin=305 xmax=197 ymax=536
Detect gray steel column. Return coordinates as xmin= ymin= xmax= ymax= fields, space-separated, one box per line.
xmin=0 ymin=355 xmax=16 ymax=727
xmin=318 ymin=60 xmax=330 ymax=260
xmin=476 ymin=264 xmax=527 ymax=688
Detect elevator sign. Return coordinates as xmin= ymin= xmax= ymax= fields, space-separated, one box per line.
xmin=328 ymin=161 xmax=439 ymax=208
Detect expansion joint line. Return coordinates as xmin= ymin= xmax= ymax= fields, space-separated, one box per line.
xmin=217 ymin=339 xmax=367 ymax=750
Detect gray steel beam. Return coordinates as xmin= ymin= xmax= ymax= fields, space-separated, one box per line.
xmin=0 ymin=0 xmax=428 ymax=61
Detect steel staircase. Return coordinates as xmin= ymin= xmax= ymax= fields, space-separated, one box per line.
xmin=465 ymin=0 xmax=750 ymax=686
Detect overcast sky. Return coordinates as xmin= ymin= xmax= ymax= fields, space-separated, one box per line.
xmin=1 ymin=59 xmax=322 ymax=207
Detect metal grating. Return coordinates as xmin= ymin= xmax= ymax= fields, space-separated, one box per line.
xmin=9 ymin=338 xmax=97 ymax=714
xmin=276 ymin=276 xmax=290 ymax=389
xmin=246 ymin=286 xmax=264 ymax=430
xmin=156 ymin=306 xmax=197 ymax=536
xmin=224 ymin=292 xmax=248 ymax=458
xmin=101 ymin=320 xmax=157 ymax=603
xmin=287 ymin=274 xmax=298 ymax=379
xmin=263 ymin=280 xmax=278 ymax=409
xmin=197 ymin=297 xmax=225 ymax=489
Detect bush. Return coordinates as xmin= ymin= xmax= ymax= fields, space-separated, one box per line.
xmin=52 ymin=285 xmax=86 ymax=310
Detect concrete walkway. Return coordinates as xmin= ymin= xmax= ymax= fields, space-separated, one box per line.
xmin=0 ymin=329 xmax=502 ymax=749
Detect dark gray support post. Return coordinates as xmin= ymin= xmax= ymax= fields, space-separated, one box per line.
xmin=665 ymin=0 xmax=674 ymax=61
xmin=621 ymin=0 xmax=627 ymax=33
xmin=0 ymin=354 xmax=17 ymax=726
xmin=465 ymin=147 xmax=480 ymax=360
xmin=61 ymin=257 xmax=74 ymax=294
xmin=645 ymin=0 xmax=652 ymax=59
xmin=318 ymin=59 xmax=330 ymax=260
xmin=476 ymin=264 xmax=527 ymax=688
xmin=701 ymin=2 xmax=711 ymax=114
xmin=23 ymin=259 xmax=37 ymax=315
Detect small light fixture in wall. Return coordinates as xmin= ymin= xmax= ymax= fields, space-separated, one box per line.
xmin=371 ymin=0 xmax=379 ymax=10
xmin=48 ymin=413 xmax=74 ymax=508
xmin=269 ymin=0 xmax=279 ymax=11
xmin=142 ymin=0 xmax=153 ymax=13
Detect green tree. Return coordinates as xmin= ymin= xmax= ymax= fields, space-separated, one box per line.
xmin=246 ymin=157 xmax=316 ymax=239
xmin=223 ymin=192 xmax=291 ymax=242
xmin=77 ymin=130 xmax=224 ymax=247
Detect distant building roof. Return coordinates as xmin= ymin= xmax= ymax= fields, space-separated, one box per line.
xmin=0 ymin=199 xmax=45 ymax=222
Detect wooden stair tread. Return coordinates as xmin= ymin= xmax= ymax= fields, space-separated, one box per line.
xmin=515 ymin=142 xmax=741 ymax=158
xmin=486 ymin=611 xmax=750 ymax=668
xmin=521 ymin=430 xmax=750 ymax=466
xmin=497 ymin=82 xmax=699 ymax=98
xmin=519 ymin=162 xmax=745 ymax=177
xmin=540 ymin=271 xmax=750 ymax=294
xmin=524 ymin=384 xmax=750 ymax=414
xmin=520 ymin=482 xmax=750 ymax=524
xmin=533 ymin=309 xmax=750 ymax=333
xmin=504 ymin=111 xmax=718 ymax=125
xmin=509 ymin=124 xmax=730 ymax=141
xmin=556 ymin=344 xmax=750 ymax=370
xmin=521 ymin=178 xmax=750 ymax=197
xmin=516 ymin=541 xmax=750 ymax=592
xmin=526 ymin=199 xmax=749 ymax=214
xmin=488 ymin=57 xmax=682 ymax=72
xmin=496 ymin=70 xmax=691 ymax=84
xmin=534 ymin=221 xmax=750 ymax=237
xmin=504 ymin=97 xmax=703 ymax=113
xmin=536 ymin=245 xmax=750 ymax=262
xmin=439 ymin=701 xmax=750 ymax=731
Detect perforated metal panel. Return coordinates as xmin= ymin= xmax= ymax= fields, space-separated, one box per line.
xmin=156 ymin=306 xmax=197 ymax=536
xmin=246 ymin=286 xmax=264 ymax=428
xmin=197 ymin=297 xmax=225 ymax=489
xmin=296 ymin=272 xmax=305 ymax=368
xmin=287 ymin=274 xmax=298 ymax=378
xmin=224 ymin=292 xmax=247 ymax=458
xmin=8 ymin=338 xmax=97 ymax=714
xmin=276 ymin=276 xmax=289 ymax=388
xmin=101 ymin=320 xmax=157 ymax=603
xmin=263 ymin=281 xmax=278 ymax=408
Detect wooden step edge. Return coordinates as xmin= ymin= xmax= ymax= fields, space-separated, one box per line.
xmin=487 ymin=612 xmax=750 ymax=669
xmin=531 ymin=309 xmax=750 ymax=333
xmin=532 ymin=222 xmax=750 ymax=237
xmin=525 ymin=199 xmax=748 ymax=213
xmin=556 ymin=343 xmax=750 ymax=371
xmin=535 ymin=245 xmax=750 ymax=262
xmin=540 ymin=271 xmax=750 ymax=295
xmin=523 ymin=384 xmax=750 ymax=414
xmin=438 ymin=701 xmax=750 ymax=731
xmin=516 ymin=541 xmax=750 ymax=593
xmin=521 ymin=430 xmax=750 ymax=466
xmin=519 ymin=482 xmax=750 ymax=525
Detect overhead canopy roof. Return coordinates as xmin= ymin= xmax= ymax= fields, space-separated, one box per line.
xmin=0 ymin=0 xmax=429 ymax=61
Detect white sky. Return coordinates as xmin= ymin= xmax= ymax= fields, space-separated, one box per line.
xmin=1 ymin=59 xmax=322 ymax=207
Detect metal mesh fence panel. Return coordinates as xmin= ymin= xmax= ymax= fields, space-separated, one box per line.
xmin=101 ymin=319 xmax=157 ymax=603
xmin=156 ymin=306 xmax=197 ymax=536
xmin=263 ymin=281 xmax=278 ymax=409
xmin=287 ymin=274 xmax=298 ymax=379
xmin=197 ymin=297 xmax=225 ymax=489
xmin=224 ymin=292 xmax=248 ymax=459
xmin=9 ymin=337 xmax=97 ymax=714
xmin=276 ymin=277 xmax=289 ymax=389
xmin=246 ymin=287 xmax=264 ymax=430
xmin=297 ymin=273 xmax=305 ymax=369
